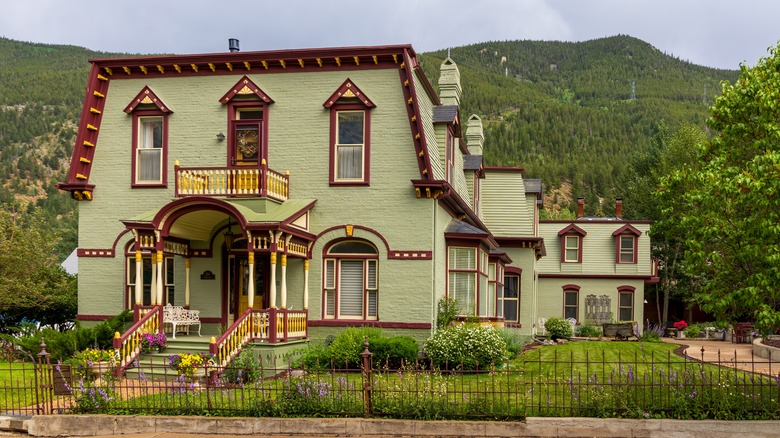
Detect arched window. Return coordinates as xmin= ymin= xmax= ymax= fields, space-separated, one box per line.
xmin=323 ymin=240 xmax=378 ymax=320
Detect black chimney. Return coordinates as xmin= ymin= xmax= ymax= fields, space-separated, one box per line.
xmin=228 ymin=39 xmax=240 ymax=53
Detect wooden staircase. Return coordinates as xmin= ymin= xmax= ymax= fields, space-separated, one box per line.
xmin=124 ymin=334 xmax=212 ymax=381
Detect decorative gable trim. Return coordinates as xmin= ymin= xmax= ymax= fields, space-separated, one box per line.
xmin=322 ymin=78 xmax=375 ymax=108
xmin=612 ymin=224 xmax=642 ymax=236
xmin=124 ymin=86 xmax=173 ymax=114
xmin=558 ymin=224 xmax=587 ymax=236
xmin=220 ymin=75 xmax=274 ymax=104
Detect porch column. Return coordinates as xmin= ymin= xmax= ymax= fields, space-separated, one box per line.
xmin=185 ymin=257 xmax=191 ymax=307
xmin=156 ymin=250 xmax=164 ymax=305
xmin=280 ymin=254 xmax=288 ymax=309
xmin=247 ymin=251 xmax=256 ymax=308
xmin=303 ymin=259 xmax=309 ymax=310
xmin=150 ymin=252 xmax=158 ymax=305
xmin=269 ymin=252 xmax=277 ymax=308
xmin=134 ymin=250 xmax=143 ymax=305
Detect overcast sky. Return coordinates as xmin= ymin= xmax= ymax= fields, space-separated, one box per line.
xmin=2 ymin=0 xmax=778 ymax=70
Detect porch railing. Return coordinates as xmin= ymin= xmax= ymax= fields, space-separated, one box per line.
xmin=114 ymin=305 xmax=162 ymax=375
xmin=210 ymin=308 xmax=307 ymax=371
xmin=175 ymin=161 xmax=289 ymax=201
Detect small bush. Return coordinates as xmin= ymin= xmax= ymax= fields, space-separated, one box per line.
xmin=497 ymin=329 xmax=526 ymax=357
xmin=436 ymin=296 xmax=459 ymax=329
xmin=371 ymin=336 xmax=419 ymax=369
xmin=328 ymin=327 xmax=383 ymax=368
xmin=222 ymin=347 xmax=261 ymax=384
xmin=577 ymin=325 xmax=601 ymax=338
xmin=545 ymin=317 xmax=573 ymax=339
xmin=683 ymin=325 xmax=701 ymax=338
xmin=296 ymin=343 xmax=334 ymax=369
xmin=424 ymin=323 xmax=507 ymax=370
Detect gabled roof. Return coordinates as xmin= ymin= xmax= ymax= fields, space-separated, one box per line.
xmin=220 ymin=75 xmax=274 ymax=104
xmin=124 ymin=86 xmax=173 ymax=114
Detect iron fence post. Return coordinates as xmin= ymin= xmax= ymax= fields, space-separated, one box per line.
xmin=360 ymin=337 xmax=373 ymax=417
xmin=36 ymin=338 xmax=52 ymax=415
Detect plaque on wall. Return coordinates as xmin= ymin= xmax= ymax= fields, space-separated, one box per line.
xmin=200 ymin=270 xmax=215 ymax=280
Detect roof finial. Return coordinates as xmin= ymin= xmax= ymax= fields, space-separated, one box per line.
xmin=447 ymin=48 xmax=451 ymax=58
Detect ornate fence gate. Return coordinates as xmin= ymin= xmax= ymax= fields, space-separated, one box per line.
xmin=0 ymin=339 xmax=56 ymax=416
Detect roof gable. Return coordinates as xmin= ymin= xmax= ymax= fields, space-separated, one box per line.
xmin=124 ymin=86 xmax=173 ymax=114
xmin=322 ymin=78 xmax=375 ymax=108
xmin=220 ymin=75 xmax=274 ymax=104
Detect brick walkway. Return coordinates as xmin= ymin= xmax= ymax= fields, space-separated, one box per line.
xmin=663 ymin=337 xmax=780 ymax=375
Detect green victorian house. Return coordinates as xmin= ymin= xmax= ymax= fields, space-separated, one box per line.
xmin=59 ymin=41 xmax=656 ymax=370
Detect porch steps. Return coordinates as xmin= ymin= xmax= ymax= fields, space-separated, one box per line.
xmin=124 ymin=335 xmax=212 ymax=381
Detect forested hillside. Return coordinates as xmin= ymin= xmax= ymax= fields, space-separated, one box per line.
xmin=419 ymin=35 xmax=738 ymax=217
xmin=0 ymin=36 xmax=739 ymax=260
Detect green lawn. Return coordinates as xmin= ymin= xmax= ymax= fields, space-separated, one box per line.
xmin=0 ymin=362 xmax=40 ymax=410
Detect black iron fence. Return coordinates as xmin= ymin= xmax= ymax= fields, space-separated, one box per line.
xmin=3 ymin=340 xmax=780 ymax=420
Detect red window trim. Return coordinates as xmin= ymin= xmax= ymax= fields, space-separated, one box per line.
xmin=617 ymin=285 xmax=636 ymax=322
xmin=130 ymin=109 xmax=169 ymax=188
xmin=322 ymin=239 xmax=379 ymax=321
xmin=226 ymin=100 xmax=269 ymax=168
xmin=558 ymin=224 xmax=586 ymax=263
xmin=328 ymin=103 xmax=372 ymax=186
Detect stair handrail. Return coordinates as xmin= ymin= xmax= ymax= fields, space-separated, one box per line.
xmin=113 ymin=305 xmax=163 ymax=376
xmin=210 ymin=307 xmax=255 ymax=371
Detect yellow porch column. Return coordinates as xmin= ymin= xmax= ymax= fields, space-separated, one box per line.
xmin=156 ymin=250 xmax=164 ymax=305
xmin=269 ymin=252 xmax=277 ymax=308
xmin=134 ymin=250 xmax=143 ymax=305
xmin=248 ymin=251 xmax=255 ymax=308
xmin=185 ymin=257 xmax=191 ymax=307
xmin=281 ymin=254 xmax=287 ymax=309
xmin=303 ymin=259 xmax=309 ymax=310
xmin=150 ymin=252 xmax=157 ymax=305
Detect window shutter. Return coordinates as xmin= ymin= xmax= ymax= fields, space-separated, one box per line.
xmin=367 ymin=260 xmax=377 ymax=317
xmin=339 ymin=260 xmax=364 ymax=317
xmin=324 ymin=259 xmax=336 ymax=317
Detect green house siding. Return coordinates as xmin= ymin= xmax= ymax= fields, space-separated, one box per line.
xmin=481 ymin=171 xmax=532 ymax=237
xmin=537 ymin=278 xmax=645 ymax=327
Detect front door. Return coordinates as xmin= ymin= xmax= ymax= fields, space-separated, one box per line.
xmin=227 ymin=253 xmax=267 ymax=325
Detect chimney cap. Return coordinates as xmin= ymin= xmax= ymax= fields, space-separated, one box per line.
xmin=228 ymin=38 xmax=240 ymax=53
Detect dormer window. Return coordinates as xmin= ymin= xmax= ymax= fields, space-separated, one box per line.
xmin=324 ymin=79 xmax=375 ymax=185
xmin=220 ymin=76 xmax=274 ymax=168
xmin=558 ymin=224 xmax=586 ymax=263
xmin=612 ymin=224 xmax=641 ymax=264
xmin=124 ymin=86 xmax=172 ymax=187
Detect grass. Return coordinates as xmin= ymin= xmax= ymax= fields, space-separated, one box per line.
xmin=0 ymin=361 xmax=40 ymax=410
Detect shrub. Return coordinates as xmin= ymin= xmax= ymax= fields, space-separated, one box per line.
xmin=436 ymin=296 xmax=459 ymax=329
xmin=497 ymin=329 xmax=526 ymax=357
xmin=424 ymin=323 xmax=507 ymax=370
xmin=328 ymin=326 xmax=383 ymax=368
xmin=577 ymin=325 xmax=601 ymax=338
xmin=222 ymin=347 xmax=261 ymax=384
xmin=683 ymin=325 xmax=701 ymax=338
xmin=296 ymin=343 xmax=334 ymax=369
xmin=640 ymin=324 xmax=664 ymax=342
xmin=545 ymin=317 xmax=573 ymax=339
xmin=370 ymin=336 xmax=419 ymax=369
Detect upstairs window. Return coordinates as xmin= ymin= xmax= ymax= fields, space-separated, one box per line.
xmin=324 ymin=79 xmax=375 ymax=186
xmin=220 ymin=76 xmax=274 ymax=168
xmin=612 ymin=224 xmax=641 ymax=264
xmin=558 ymin=224 xmax=586 ymax=263
xmin=124 ymin=86 xmax=172 ymax=187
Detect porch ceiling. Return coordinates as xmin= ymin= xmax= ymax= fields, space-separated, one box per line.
xmin=169 ymin=210 xmax=226 ymax=241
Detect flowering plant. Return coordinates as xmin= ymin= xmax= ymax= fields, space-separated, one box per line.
xmin=141 ymin=332 xmax=168 ymax=353
xmin=673 ymin=320 xmax=688 ymax=330
xmin=168 ymin=352 xmax=214 ymax=377
xmin=72 ymin=348 xmax=117 ymax=378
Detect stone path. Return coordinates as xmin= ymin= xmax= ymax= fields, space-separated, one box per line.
xmin=663 ymin=337 xmax=780 ymax=375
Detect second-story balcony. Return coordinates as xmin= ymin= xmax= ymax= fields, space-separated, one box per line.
xmin=175 ymin=160 xmax=289 ymax=201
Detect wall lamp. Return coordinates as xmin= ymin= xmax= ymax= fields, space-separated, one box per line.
xmin=216 ymin=132 xmax=225 ymax=142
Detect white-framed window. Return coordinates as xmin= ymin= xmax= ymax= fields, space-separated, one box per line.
xmin=502 ymin=274 xmax=520 ymax=323
xmin=564 ymin=289 xmax=579 ymax=320
xmin=618 ymin=288 xmax=634 ymax=321
xmin=335 ymin=110 xmax=366 ymax=181
xmin=136 ymin=117 xmax=163 ymax=183
xmin=448 ymin=247 xmax=477 ymax=315
xmin=619 ymin=235 xmax=636 ymax=263
xmin=126 ymin=253 xmax=175 ymax=307
xmin=564 ymin=235 xmax=580 ymax=262
xmin=323 ymin=240 xmax=378 ymax=320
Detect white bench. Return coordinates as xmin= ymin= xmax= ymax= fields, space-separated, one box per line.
xmin=163 ymin=304 xmax=201 ymax=339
